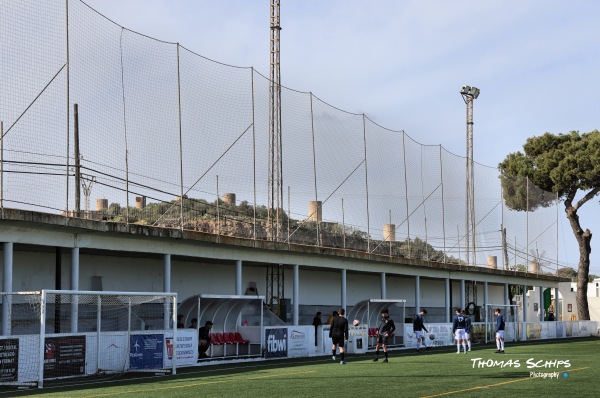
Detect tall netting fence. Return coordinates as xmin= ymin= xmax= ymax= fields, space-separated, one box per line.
xmin=0 ymin=290 xmax=177 ymax=388
xmin=0 ymin=0 xmax=558 ymax=271
xmin=501 ymin=173 xmax=559 ymax=273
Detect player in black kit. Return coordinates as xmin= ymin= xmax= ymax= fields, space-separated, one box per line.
xmin=329 ymin=308 xmax=349 ymax=364
xmin=373 ymin=308 xmax=395 ymax=363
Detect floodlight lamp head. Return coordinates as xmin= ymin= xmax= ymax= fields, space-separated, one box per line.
xmin=460 ymin=85 xmax=471 ymax=95
xmin=469 ymin=87 xmax=480 ymax=99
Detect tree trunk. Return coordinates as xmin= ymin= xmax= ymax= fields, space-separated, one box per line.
xmin=564 ymin=204 xmax=591 ymax=320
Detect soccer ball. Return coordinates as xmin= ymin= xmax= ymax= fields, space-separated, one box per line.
xmin=429 ymin=334 xmax=435 ymax=340
xmin=353 ymin=319 xmax=360 ymax=326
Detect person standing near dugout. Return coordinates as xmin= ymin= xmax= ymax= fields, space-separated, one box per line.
xmin=329 ymin=308 xmax=349 ymax=364
xmin=373 ymin=308 xmax=395 ymax=363
xmin=312 ymin=311 xmax=322 ymax=347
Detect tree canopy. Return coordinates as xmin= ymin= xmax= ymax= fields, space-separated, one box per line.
xmin=499 ymin=130 xmax=600 ymax=320
xmin=499 ymin=131 xmax=600 ymax=208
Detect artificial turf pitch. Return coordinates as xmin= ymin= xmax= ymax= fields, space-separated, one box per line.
xmin=8 ymin=337 xmax=599 ymax=398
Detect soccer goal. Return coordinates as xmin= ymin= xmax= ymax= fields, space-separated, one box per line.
xmin=484 ymin=304 xmax=520 ymax=344
xmin=0 ymin=290 xmax=177 ymax=389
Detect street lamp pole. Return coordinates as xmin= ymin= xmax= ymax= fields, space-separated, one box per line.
xmin=460 ymin=85 xmax=480 ymax=266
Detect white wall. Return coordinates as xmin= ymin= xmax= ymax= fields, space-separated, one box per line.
xmin=420 ymin=278 xmax=445 ymax=307
xmin=12 ymin=251 xmax=58 ymax=291
xmin=293 ymin=268 xmax=341 ymax=306
xmin=0 ymin=249 xmax=549 ymax=319
xmin=561 ymin=283 xmax=578 ymax=321
xmin=387 ymin=276 xmax=415 ymax=305
xmin=347 ymin=272 xmax=381 ymax=305
xmin=488 ymin=284 xmax=505 ymax=305
xmin=569 ymin=279 xmax=600 ymax=298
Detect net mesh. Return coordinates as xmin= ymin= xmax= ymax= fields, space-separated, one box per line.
xmin=0 ymin=0 xmax=559 ymax=271
xmin=0 ymin=291 xmax=175 ymax=388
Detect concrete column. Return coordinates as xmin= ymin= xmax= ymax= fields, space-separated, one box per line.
xmin=460 ymin=279 xmax=465 ymax=310
xmin=484 ymin=281 xmax=489 ymax=320
xmin=2 ymin=242 xmax=13 ymax=335
xmin=522 ymin=285 xmax=528 ymax=322
xmin=164 ymin=254 xmax=171 ymax=330
xmin=554 ymin=287 xmax=559 ymax=321
xmin=539 ymin=286 xmax=544 ymax=321
xmin=504 ymin=283 xmax=509 ymax=306
xmin=235 ymin=260 xmax=243 ymax=295
xmin=71 ymin=247 xmax=80 ymax=333
xmin=380 ymin=272 xmax=387 ymax=300
xmin=444 ymin=278 xmax=450 ymax=323
xmin=293 ymin=265 xmax=300 ymax=326
xmin=415 ymin=275 xmax=421 ymax=313
xmin=341 ymin=269 xmax=347 ymax=313
xmin=164 ymin=254 xmax=171 ymax=292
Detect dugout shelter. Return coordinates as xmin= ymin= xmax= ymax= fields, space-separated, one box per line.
xmin=177 ymin=294 xmax=285 ymax=357
xmin=347 ymin=299 xmax=406 ymax=347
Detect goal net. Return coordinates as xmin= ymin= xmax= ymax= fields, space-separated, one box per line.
xmin=0 ymin=290 xmax=177 ymax=389
xmin=485 ymin=304 xmax=520 ymax=344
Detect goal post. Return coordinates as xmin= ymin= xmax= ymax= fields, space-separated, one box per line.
xmin=0 ymin=290 xmax=177 ymax=389
xmin=485 ymin=304 xmax=520 ymax=344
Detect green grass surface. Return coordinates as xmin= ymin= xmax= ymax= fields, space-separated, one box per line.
xmin=9 ymin=338 xmax=599 ymax=398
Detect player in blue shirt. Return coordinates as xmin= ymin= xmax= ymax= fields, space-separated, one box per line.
xmin=413 ymin=309 xmax=430 ymax=352
xmin=494 ymin=308 xmax=505 ymax=353
xmin=461 ymin=310 xmax=472 ymax=352
xmin=451 ymin=308 xmax=467 ymax=354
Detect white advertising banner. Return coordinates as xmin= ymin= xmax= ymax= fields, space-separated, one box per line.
xmin=288 ymin=327 xmax=309 ymax=358
xmin=578 ymin=321 xmax=592 ymax=337
xmin=404 ymin=323 xmax=453 ymax=348
xmin=555 ymin=322 xmax=565 ymax=338
xmin=541 ymin=322 xmax=556 ymax=339
xmin=99 ymin=333 xmax=128 ymax=371
xmin=165 ymin=329 xmax=198 ymax=366
xmin=566 ymin=322 xmax=579 ymax=337
xmin=347 ymin=325 xmax=368 ymax=354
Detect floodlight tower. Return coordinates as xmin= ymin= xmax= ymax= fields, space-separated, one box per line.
xmin=266 ymin=0 xmax=285 ymax=320
xmin=268 ymin=0 xmax=283 ymax=241
xmin=460 ymin=85 xmax=480 ymax=266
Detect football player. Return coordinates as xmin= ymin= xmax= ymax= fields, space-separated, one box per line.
xmin=373 ymin=308 xmax=395 ymax=363
xmin=495 ymin=308 xmax=505 ymax=353
xmin=452 ymin=308 xmax=467 ymax=354
xmin=414 ymin=308 xmax=430 ymax=352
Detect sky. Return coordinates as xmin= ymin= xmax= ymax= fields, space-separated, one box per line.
xmin=82 ymin=0 xmax=600 ymax=275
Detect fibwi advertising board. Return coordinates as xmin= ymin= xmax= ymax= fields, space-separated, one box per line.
xmin=265 ymin=328 xmax=287 ymax=358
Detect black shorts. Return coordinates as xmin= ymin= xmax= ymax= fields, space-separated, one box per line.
xmin=377 ymin=335 xmax=389 ymax=345
xmin=331 ymin=335 xmax=345 ymax=347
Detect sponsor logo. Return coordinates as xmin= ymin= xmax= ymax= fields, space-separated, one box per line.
xmin=290 ymin=330 xmax=305 ymax=339
xmin=267 ymin=334 xmax=287 ymax=352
